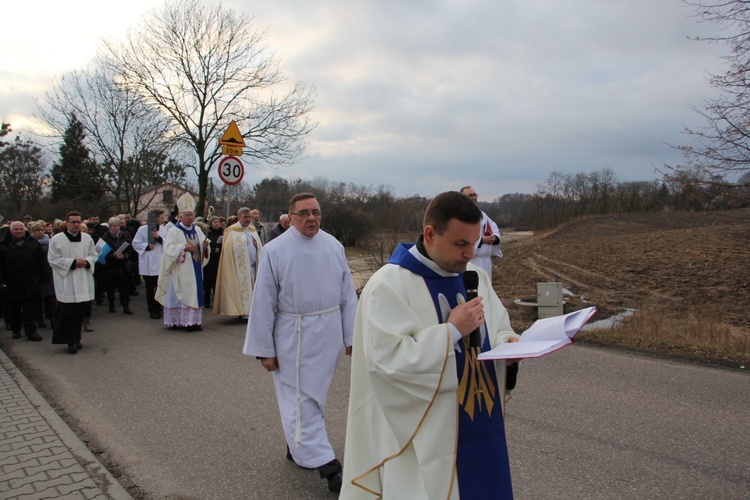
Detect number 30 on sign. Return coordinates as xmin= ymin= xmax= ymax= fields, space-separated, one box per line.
xmin=218 ymin=156 xmax=244 ymax=185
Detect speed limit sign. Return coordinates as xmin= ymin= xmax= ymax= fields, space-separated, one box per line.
xmin=218 ymin=156 xmax=245 ymax=185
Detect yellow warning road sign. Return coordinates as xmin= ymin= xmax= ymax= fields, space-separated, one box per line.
xmin=222 ymin=145 xmax=243 ymax=156
xmin=219 ymin=121 xmax=246 ymax=147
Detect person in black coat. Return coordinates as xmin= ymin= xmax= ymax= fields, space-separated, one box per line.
xmin=0 ymin=221 xmax=46 ymax=341
xmin=203 ymin=217 xmax=223 ymax=308
xmin=100 ymin=217 xmax=135 ymax=314
xmin=30 ymin=221 xmax=56 ymax=329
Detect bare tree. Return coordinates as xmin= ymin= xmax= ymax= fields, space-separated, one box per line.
xmin=37 ymin=67 xmax=179 ymax=214
xmin=99 ymin=0 xmax=317 ymax=215
xmin=671 ymin=0 xmax=750 ymax=195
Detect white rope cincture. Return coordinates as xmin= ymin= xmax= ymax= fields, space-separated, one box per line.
xmin=278 ymin=306 xmax=339 ymax=447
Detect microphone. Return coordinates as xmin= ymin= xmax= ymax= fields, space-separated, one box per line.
xmin=463 ymin=270 xmax=481 ymax=348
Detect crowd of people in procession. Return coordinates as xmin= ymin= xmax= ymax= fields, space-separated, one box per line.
xmin=0 ymin=188 xmax=515 ymax=498
xmin=0 ymin=203 xmax=290 ymax=342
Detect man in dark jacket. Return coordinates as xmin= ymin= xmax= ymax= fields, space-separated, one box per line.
xmin=0 ymin=221 xmax=46 ymax=341
xmin=266 ymin=214 xmax=290 ymax=242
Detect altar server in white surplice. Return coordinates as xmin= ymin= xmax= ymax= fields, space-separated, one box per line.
xmin=243 ymin=193 xmax=358 ymax=495
xmin=133 ymin=210 xmax=174 ymax=320
xmin=213 ymin=207 xmax=262 ymax=318
xmin=48 ymin=211 xmax=97 ymax=354
xmin=460 ymin=185 xmax=502 ymax=281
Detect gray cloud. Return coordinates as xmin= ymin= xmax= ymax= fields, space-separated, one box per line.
xmin=3 ymin=0 xmax=729 ymax=200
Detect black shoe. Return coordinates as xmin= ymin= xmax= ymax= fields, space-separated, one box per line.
xmin=150 ymin=311 xmax=161 ymax=319
xmin=12 ymin=331 xmax=22 ymax=339
xmin=76 ymin=342 xmax=82 ymax=350
xmin=185 ymin=324 xmax=203 ymax=332
xmin=109 ymin=306 xmax=116 ymax=313
xmin=37 ymin=318 xmax=46 ymax=328
xmin=96 ymin=299 xmax=103 ymax=306
xmin=68 ymin=343 xmax=78 ymax=354
xmin=286 ymin=446 xmax=315 ymax=470
xmin=123 ymin=306 xmax=133 ymax=315
xmin=326 ymin=472 xmax=342 ymax=494
xmin=27 ymin=333 xmax=43 ymax=342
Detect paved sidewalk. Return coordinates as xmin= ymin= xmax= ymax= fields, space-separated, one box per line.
xmin=0 ymin=348 xmax=132 ymax=500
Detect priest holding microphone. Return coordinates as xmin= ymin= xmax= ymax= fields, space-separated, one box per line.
xmin=341 ymin=191 xmax=520 ymax=499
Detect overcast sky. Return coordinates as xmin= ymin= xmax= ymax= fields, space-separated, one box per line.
xmin=1 ymin=0 xmax=728 ymax=200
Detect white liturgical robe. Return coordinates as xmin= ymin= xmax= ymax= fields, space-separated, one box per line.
xmin=132 ymin=222 xmax=173 ymax=276
xmin=470 ymin=210 xmax=502 ymax=280
xmin=47 ymin=231 xmax=97 ymax=303
xmin=213 ymin=223 xmax=262 ymax=316
xmin=155 ymin=223 xmax=209 ymax=311
xmin=243 ymin=226 xmax=358 ymax=469
xmin=340 ymin=246 xmax=517 ymax=499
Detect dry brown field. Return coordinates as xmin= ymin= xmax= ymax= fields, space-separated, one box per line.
xmin=493 ymin=208 xmax=750 ymax=368
xmin=349 ymin=208 xmax=750 ymax=368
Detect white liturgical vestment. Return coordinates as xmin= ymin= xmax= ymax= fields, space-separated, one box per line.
xmin=471 ymin=210 xmax=502 ymax=280
xmin=47 ymin=231 xmax=97 ymax=303
xmin=213 ymin=222 xmax=262 ymax=316
xmin=243 ymin=226 xmax=358 ymax=469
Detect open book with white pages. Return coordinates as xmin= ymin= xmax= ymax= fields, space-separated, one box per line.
xmin=477 ymin=306 xmax=597 ymax=361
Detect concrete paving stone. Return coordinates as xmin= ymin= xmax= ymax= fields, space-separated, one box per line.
xmin=0 ymin=454 xmax=20 ymax=466
xmin=37 ymin=454 xmax=65 ymax=466
xmin=2 ymin=434 xmax=34 ymax=446
xmin=83 ymin=489 xmax=110 ymax=500
xmin=27 ymin=460 xmax=72 ymax=477
xmin=2 ymin=467 xmax=28 ymax=481
xmin=58 ymin=457 xmax=78 ymax=468
xmin=4 ymin=457 xmax=41 ymax=474
xmin=57 ymin=479 xmax=99 ymax=496
xmin=33 ymin=473 xmax=77 ymax=491
xmin=20 ymin=488 xmax=60 ymax=499
xmin=9 ymin=470 xmax=49 ymax=488
xmin=47 ymin=463 xmax=86 ymax=480
xmin=8 ymin=427 xmax=54 ymax=440
xmin=30 ymin=443 xmax=65 ymax=454
xmin=3 ymin=482 xmax=35 ymax=497
xmin=41 ymin=433 xmax=62 ymax=444
xmin=14 ymin=447 xmax=54 ymax=463
xmin=16 ymin=422 xmax=49 ymax=433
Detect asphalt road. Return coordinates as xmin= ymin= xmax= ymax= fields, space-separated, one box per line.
xmin=1 ymin=291 xmax=748 ymax=499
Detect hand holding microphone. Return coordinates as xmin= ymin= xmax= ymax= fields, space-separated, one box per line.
xmin=463 ymin=270 xmax=482 ymax=348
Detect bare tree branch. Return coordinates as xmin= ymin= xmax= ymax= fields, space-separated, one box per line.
xmin=99 ymin=0 xmax=317 ymax=215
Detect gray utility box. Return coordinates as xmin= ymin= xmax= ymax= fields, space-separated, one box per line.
xmin=537 ymin=282 xmax=564 ymax=319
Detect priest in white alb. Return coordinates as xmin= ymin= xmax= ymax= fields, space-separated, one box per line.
xmin=48 ymin=211 xmax=98 ymax=354
xmin=341 ymin=191 xmax=520 ymax=499
xmin=460 ymin=185 xmax=502 ymax=281
xmin=243 ymin=193 xmax=358 ymax=495
xmin=213 ymin=207 xmax=262 ymax=319
xmin=155 ymin=193 xmax=210 ymax=331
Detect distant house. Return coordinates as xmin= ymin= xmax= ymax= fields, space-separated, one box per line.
xmin=133 ymin=183 xmax=199 ymax=222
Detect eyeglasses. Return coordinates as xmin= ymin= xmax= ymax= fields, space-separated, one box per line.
xmin=466 ymin=193 xmax=478 ymax=198
xmin=290 ymin=210 xmax=322 ymax=219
